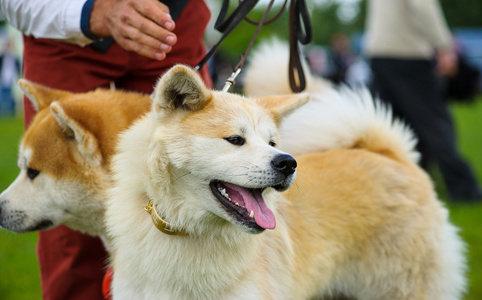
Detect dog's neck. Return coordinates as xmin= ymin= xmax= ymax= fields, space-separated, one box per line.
xmin=144 ymin=199 xmax=188 ymax=236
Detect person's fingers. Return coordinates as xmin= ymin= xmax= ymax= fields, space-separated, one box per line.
xmin=124 ymin=11 xmax=177 ymax=47
xmin=117 ymin=34 xmax=167 ymax=61
xmin=116 ymin=21 xmax=173 ymax=52
xmin=90 ymin=0 xmax=177 ymax=60
xmin=133 ymin=0 xmax=176 ymax=31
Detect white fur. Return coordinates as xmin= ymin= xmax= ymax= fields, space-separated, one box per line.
xmin=107 ymin=106 xmax=290 ymax=299
xmin=0 ymin=136 xmax=109 ymax=236
xmin=106 ymin=63 xmax=467 ymax=299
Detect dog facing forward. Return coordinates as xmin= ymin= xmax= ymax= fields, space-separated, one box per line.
xmin=106 ymin=65 xmax=466 ymax=299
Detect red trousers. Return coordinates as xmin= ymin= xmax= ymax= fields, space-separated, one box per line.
xmin=22 ymin=1 xmax=211 ymax=299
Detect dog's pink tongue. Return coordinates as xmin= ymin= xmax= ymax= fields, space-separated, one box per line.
xmin=224 ymin=183 xmax=276 ymax=230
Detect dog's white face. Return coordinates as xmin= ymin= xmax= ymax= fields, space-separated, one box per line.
xmin=0 ymin=82 xmax=110 ymax=235
xmin=0 ymin=148 xmax=58 ymax=232
xmin=0 ymin=123 xmax=108 ymax=234
xmin=148 ymin=65 xmax=309 ymax=234
xmin=0 ymin=149 xmax=102 ymax=233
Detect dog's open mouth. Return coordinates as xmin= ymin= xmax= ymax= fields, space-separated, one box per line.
xmin=210 ymin=181 xmax=276 ymax=231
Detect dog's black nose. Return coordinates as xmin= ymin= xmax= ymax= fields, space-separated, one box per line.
xmin=271 ymin=154 xmax=297 ymax=176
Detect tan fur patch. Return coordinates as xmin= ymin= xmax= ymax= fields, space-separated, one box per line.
xmin=24 ymin=88 xmax=151 ymax=179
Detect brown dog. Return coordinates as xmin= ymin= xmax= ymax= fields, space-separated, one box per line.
xmin=0 ymin=81 xmax=150 ymax=237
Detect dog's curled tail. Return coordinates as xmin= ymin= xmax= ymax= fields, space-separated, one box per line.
xmin=244 ymin=39 xmax=419 ymax=164
xmin=277 ymin=87 xmax=420 ymax=164
xmin=339 ymin=87 xmax=420 ymax=165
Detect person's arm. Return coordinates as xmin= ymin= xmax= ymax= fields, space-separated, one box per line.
xmin=1 ymin=0 xmax=178 ymax=60
xmin=407 ymin=0 xmax=457 ymax=76
xmin=407 ymin=0 xmax=452 ymax=51
xmin=0 ymin=0 xmax=91 ymax=44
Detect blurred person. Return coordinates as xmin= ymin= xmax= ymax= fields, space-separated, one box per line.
xmin=364 ymin=0 xmax=481 ymax=202
xmin=346 ymin=56 xmax=371 ymax=87
xmin=440 ymin=35 xmax=481 ymax=103
xmin=326 ymin=32 xmax=355 ymax=85
xmin=1 ymin=0 xmax=212 ymax=299
xmin=306 ymin=45 xmax=330 ymax=78
xmin=0 ymin=39 xmax=20 ymax=115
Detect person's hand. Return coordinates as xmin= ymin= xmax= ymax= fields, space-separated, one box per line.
xmin=437 ymin=50 xmax=458 ymax=78
xmin=89 ymin=0 xmax=177 ymax=60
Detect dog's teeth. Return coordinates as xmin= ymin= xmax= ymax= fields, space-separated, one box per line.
xmin=235 ymin=202 xmax=239 ymax=206
xmin=249 ymin=211 xmax=254 ymax=218
xmin=218 ymin=187 xmax=231 ymax=200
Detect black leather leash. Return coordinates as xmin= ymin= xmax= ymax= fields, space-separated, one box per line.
xmin=222 ymin=0 xmax=278 ymax=92
xmin=195 ymin=0 xmax=311 ymax=93
xmin=288 ymin=0 xmax=312 ymax=92
xmin=195 ymin=0 xmax=260 ymax=73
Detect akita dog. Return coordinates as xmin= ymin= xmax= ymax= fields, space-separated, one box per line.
xmin=0 ymin=81 xmax=150 ymax=236
xmin=106 ymin=64 xmax=466 ymax=299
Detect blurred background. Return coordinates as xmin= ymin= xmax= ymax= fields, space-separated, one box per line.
xmin=1 ymin=0 xmax=482 ymax=299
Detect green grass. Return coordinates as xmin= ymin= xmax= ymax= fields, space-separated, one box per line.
xmin=447 ymin=98 xmax=482 ymax=299
xmin=0 ymin=117 xmax=41 ymax=300
xmin=0 ymin=98 xmax=482 ymax=299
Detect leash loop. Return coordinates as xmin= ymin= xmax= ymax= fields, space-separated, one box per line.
xmin=288 ymin=0 xmax=312 ymax=92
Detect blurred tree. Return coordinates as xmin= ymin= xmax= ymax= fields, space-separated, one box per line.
xmin=310 ymin=0 xmax=366 ymax=46
xmin=209 ymin=0 xmax=482 ymax=61
xmin=440 ymin=0 xmax=482 ymax=28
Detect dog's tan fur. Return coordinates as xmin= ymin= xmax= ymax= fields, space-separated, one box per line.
xmin=106 ymin=65 xmax=466 ymax=299
xmin=0 ymin=81 xmax=150 ymax=236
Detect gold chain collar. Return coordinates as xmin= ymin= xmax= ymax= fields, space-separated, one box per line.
xmin=144 ymin=200 xmax=188 ymax=236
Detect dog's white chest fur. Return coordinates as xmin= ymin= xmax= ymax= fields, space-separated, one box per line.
xmin=106 ymin=64 xmax=466 ymax=300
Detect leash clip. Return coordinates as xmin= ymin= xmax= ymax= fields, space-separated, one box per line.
xmin=222 ymin=68 xmax=242 ymax=92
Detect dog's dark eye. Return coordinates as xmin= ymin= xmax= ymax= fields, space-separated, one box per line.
xmin=224 ymin=135 xmax=245 ymax=146
xmin=269 ymin=141 xmax=277 ymax=147
xmin=27 ymin=167 xmax=40 ymax=180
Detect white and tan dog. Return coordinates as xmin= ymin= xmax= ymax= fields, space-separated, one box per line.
xmin=106 ymin=63 xmax=466 ymax=299
xmin=0 ymin=81 xmax=151 ymax=236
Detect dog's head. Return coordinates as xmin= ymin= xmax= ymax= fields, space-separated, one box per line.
xmin=0 ymin=81 xmax=150 ymax=235
xmin=148 ymin=65 xmax=309 ymax=234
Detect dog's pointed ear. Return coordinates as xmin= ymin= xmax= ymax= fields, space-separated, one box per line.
xmin=49 ymin=101 xmax=102 ymax=165
xmin=256 ymin=93 xmax=310 ymax=125
xmin=152 ymin=65 xmax=212 ymax=116
xmin=18 ymin=79 xmax=73 ymax=111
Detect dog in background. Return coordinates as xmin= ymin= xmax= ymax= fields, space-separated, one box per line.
xmin=0 ymin=81 xmax=150 ymax=238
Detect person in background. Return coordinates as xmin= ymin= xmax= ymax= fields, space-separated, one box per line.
xmin=0 ymin=39 xmax=20 ymax=115
xmin=364 ymin=0 xmax=482 ymax=203
xmin=326 ymin=32 xmax=355 ymax=85
xmin=0 ymin=0 xmax=212 ymax=299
